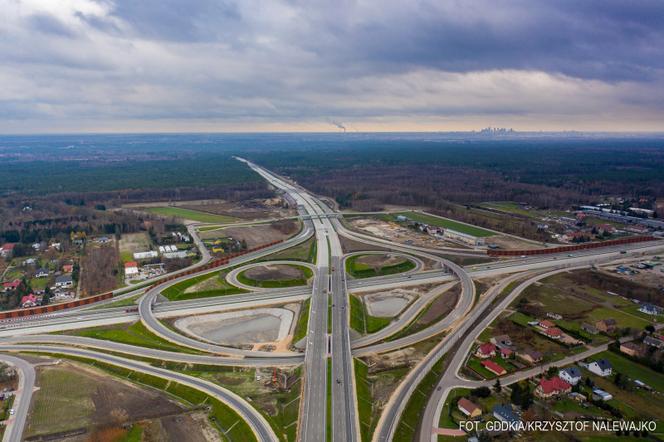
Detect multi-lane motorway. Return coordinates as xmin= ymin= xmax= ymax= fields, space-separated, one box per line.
xmin=1 ymin=158 xmax=662 ymax=442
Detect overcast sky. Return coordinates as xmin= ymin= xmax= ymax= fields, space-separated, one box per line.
xmin=2 ymin=0 xmax=664 ymax=133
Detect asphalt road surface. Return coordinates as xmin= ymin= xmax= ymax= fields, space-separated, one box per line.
xmin=0 ymin=354 xmax=35 ymax=442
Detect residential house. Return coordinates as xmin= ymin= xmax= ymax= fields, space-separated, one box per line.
xmin=517 ymin=348 xmax=543 ymax=364
xmin=546 ymin=312 xmax=563 ymax=320
xmin=620 ymin=342 xmax=644 ymax=357
xmin=492 ymin=404 xmax=520 ymax=424
xmin=2 ymin=279 xmax=21 ymax=292
xmin=587 ymin=359 xmax=612 ymax=377
xmin=539 ymin=319 xmax=556 ymax=329
xmin=490 ymin=334 xmax=512 ymax=349
xmin=559 ymin=367 xmax=582 ymax=386
xmin=592 ymin=388 xmax=613 ymax=401
xmin=595 ymin=319 xmax=617 ymax=334
xmin=55 ymin=274 xmax=73 ymax=288
xmin=20 ymin=294 xmax=39 ymax=308
xmin=457 ymin=398 xmax=482 ymax=418
xmin=133 ymin=251 xmax=158 ymax=260
xmin=62 ymin=264 xmax=74 ymax=273
xmin=475 ymin=342 xmax=496 ymax=359
xmin=0 ymin=243 xmax=15 ymax=258
xmin=581 ymin=323 xmax=598 ymax=335
xmin=481 ymin=360 xmax=506 ymax=376
xmin=35 ymin=268 xmax=49 ymax=278
xmin=639 ymin=303 xmax=662 ymax=316
xmin=544 ymin=327 xmax=563 ymax=339
xmin=124 ymin=261 xmax=139 ymax=276
xmin=499 ymin=348 xmax=513 ymax=359
xmin=643 ymin=336 xmax=664 ymax=349
xmin=535 ymin=376 xmax=572 ymax=398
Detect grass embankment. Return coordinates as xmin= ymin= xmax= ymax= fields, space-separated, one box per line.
xmin=159 ymin=361 xmax=303 ymax=442
xmin=261 ymin=237 xmax=317 ymax=264
xmin=32 ymin=354 xmax=256 ymax=442
xmin=349 ymin=294 xmax=392 ymax=334
xmin=392 ymin=211 xmax=495 ymax=237
xmin=355 ymin=359 xmax=372 ymax=442
xmin=394 ymin=356 xmax=447 ymax=441
xmin=345 ymin=255 xmax=416 ymax=279
xmin=161 ymin=271 xmax=247 ymax=301
xmin=237 ymin=265 xmax=313 ymax=288
xmin=292 ymin=299 xmax=311 ymax=346
xmin=145 ymin=207 xmax=238 ymax=224
xmin=69 ymin=321 xmax=200 ymax=354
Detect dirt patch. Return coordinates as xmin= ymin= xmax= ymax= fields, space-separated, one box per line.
xmin=182 ymin=197 xmax=294 ymax=220
xmin=209 ymin=221 xmax=299 ymax=248
xmin=347 ymin=217 xmax=465 ymax=249
xmin=26 ymin=361 xmax=185 ymax=439
xmin=158 ymin=412 xmax=211 ymax=442
xmin=356 ymin=254 xmax=408 ymax=269
xmin=418 ymin=284 xmax=460 ymax=324
xmin=485 ymin=235 xmax=541 ymax=250
xmin=339 ymin=236 xmax=391 ymax=254
xmin=245 ymin=264 xmax=304 ymax=281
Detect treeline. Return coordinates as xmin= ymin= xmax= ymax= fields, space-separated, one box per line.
xmin=249 ymin=137 xmax=664 ymax=210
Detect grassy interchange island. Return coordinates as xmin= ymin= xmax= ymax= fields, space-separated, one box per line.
xmin=236 ymin=263 xmax=314 ymax=288
xmin=345 ymin=253 xmax=417 ymax=279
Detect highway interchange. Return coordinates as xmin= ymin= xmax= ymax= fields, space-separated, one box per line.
xmin=0 ymin=160 xmax=663 ymax=442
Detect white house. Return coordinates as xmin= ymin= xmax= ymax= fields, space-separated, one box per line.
xmin=133 ymin=251 xmax=158 ymax=260
xmin=639 ymin=303 xmax=662 ymax=316
xmin=559 ymin=367 xmax=582 ymax=386
xmin=587 ymin=359 xmax=612 ymax=377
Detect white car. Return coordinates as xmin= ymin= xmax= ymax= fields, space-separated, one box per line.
xmin=9 ymin=409 xmax=15 ymax=415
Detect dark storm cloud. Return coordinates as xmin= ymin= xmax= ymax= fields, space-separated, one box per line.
xmin=1 ymin=0 xmax=664 ymax=131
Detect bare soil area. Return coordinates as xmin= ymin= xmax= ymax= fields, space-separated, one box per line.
xmin=486 ymin=234 xmax=541 ymax=250
xmin=25 ymin=361 xmax=199 ymax=440
xmin=245 ymin=264 xmax=304 ymax=281
xmin=182 ymin=197 xmax=294 ymax=220
xmin=356 ymin=254 xmax=408 ymax=269
xmin=348 ymin=218 xmax=466 ymax=249
xmin=418 ymin=284 xmax=460 ymax=324
xmin=210 ymin=220 xmax=299 ymax=248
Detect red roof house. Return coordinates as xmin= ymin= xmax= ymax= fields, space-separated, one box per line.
xmin=481 ymin=360 xmax=507 ymax=376
xmin=535 ymin=376 xmax=572 ymax=398
xmin=544 ymin=327 xmax=563 ymax=339
xmin=2 ymin=279 xmax=21 ymax=291
xmin=20 ymin=294 xmax=39 ymax=308
xmin=62 ymin=264 xmax=74 ymax=273
xmin=475 ymin=342 xmax=497 ymax=359
xmin=500 ymin=347 xmax=513 ymax=358
xmin=539 ymin=319 xmax=556 ymax=329
xmin=457 ymin=398 xmax=482 ymax=418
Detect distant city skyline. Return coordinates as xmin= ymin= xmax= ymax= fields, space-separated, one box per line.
xmin=2 ymin=0 xmax=664 ymax=133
